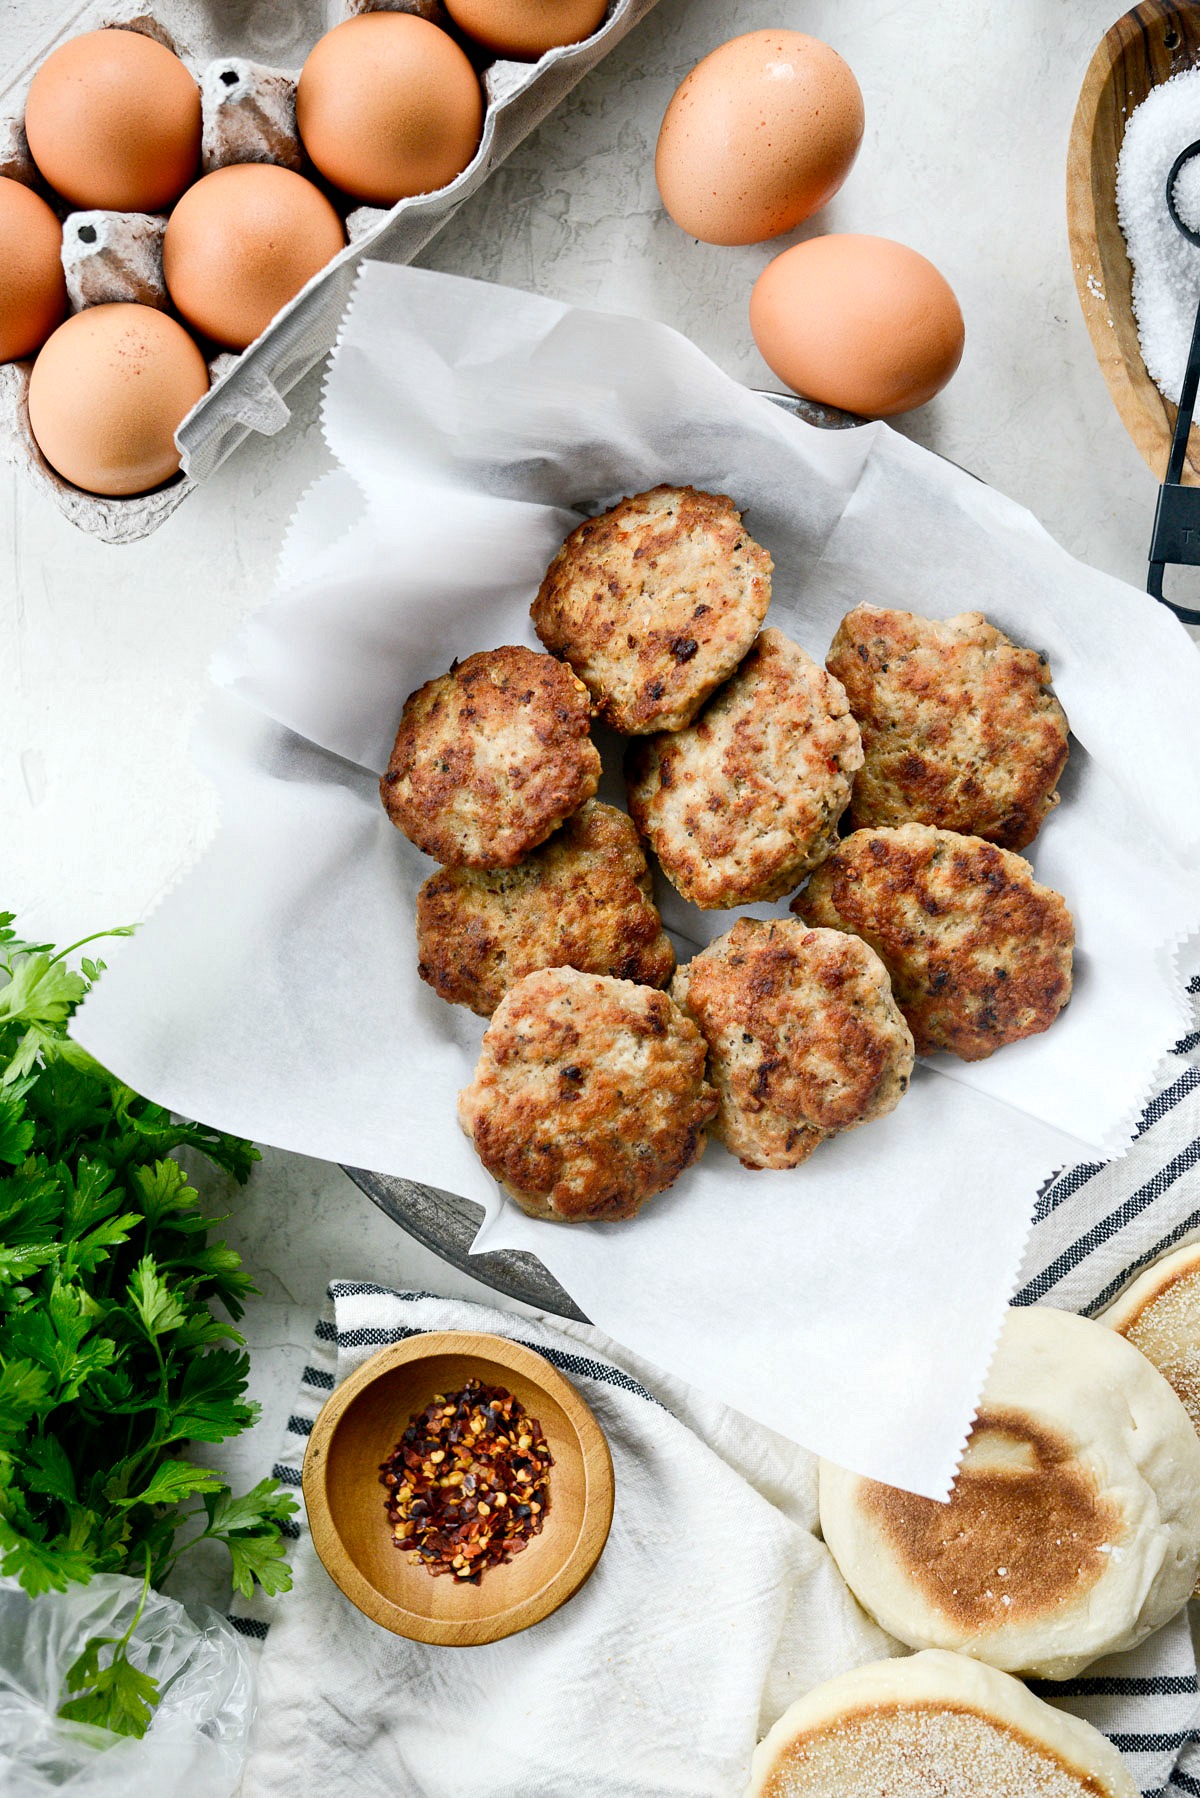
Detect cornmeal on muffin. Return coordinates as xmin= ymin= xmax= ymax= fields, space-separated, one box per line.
xmin=380 ymin=644 xmax=600 ymax=869
xmin=673 ymin=919 xmax=913 ymax=1170
xmin=626 ymin=628 xmax=863 ymax=908
xmin=793 ymin=823 xmax=1074 ymax=1062
xmin=531 ymin=484 xmax=772 ymax=734
xmin=416 ymin=800 xmax=675 ymax=1017
xmin=749 ymin=1652 xmax=1140 ymax=1798
xmin=458 ymin=967 xmax=717 ymax=1223
xmin=826 ymin=606 xmax=1070 ymax=851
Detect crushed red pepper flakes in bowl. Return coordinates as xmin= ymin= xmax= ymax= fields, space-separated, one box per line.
xmin=380 ymin=1378 xmax=554 ymax=1583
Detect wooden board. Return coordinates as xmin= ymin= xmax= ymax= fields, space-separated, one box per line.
xmin=1067 ymin=0 xmax=1200 ymax=484
xmin=303 ymin=1330 xmax=615 ymax=1646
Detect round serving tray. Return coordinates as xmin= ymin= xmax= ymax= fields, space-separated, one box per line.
xmin=343 ymin=1166 xmax=589 ymax=1321
xmin=342 ymin=388 xmax=863 ymax=1321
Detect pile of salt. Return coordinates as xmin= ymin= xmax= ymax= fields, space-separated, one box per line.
xmin=1116 ymin=68 xmax=1200 ymax=404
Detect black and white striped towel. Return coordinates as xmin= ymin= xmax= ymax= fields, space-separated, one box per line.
xmin=1012 ymin=954 xmax=1200 ymax=1798
xmin=233 ymin=957 xmax=1200 ymax=1798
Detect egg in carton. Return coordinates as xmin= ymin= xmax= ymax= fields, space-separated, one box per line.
xmin=0 ymin=0 xmax=658 ymax=543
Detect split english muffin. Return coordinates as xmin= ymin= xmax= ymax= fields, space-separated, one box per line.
xmin=818 ymin=1306 xmax=1200 ymax=1680
xmin=1103 ymin=1241 xmax=1200 ymax=1589
xmin=746 ymin=1649 xmax=1137 ymax=1798
xmin=1103 ymin=1241 xmax=1200 ymax=1428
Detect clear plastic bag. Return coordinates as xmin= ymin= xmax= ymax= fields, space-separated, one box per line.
xmin=0 ymin=1574 xmax=254 ymax=1797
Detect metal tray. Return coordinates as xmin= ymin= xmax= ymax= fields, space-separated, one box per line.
xmin=341 ymin=389 xmax=863 ymax=1320
xmin=343 ymin=1165 xmax=588 ymax=1320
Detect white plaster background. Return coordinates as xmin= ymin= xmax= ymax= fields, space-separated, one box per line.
xmin=0 ymin=0 xmax=1187 ymax=1601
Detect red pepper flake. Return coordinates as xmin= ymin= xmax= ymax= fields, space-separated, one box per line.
xmin=379 ymin=1377 xmax=554 ymax=1584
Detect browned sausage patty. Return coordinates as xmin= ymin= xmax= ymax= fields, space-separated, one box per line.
xmin=826 ymin=606 xmax=1070 ymax=851
xmin=792 ymin=824 xmax=1074 ymax=1062
xmin=416 ymin=800 xmax=675 ymax=1017
xmin=380 ymin=644 xmax=600 ymax=869
xmin=458 ymin=967 xmax=717 ymax=1223
xmin=673 ymin=919 xmax=913 ymax=1169
xmin=626 ymin=628 xmax=863 ymax=908
xmin=531 ymin=485 xmax=772 ymax=734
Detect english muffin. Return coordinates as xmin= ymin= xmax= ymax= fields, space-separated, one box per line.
xmin=818 ymin=1307 xmax=1200 ymax=1680
xmin=747 ymin=1650 xmax=1138 ymax=1798
xmin=416 ymin=799 xmax=675 ymax=1017
xmin=458 ymin=967 xmax=717 ymax=1223
xmin=672 ymin=919 xmax=913 ymax=1169
xmin=531 ymin=485 xmax=772 ymax=734
xmin=793 ymin=824 xmax=1073 ymax=1061
xmin=1103 ymin=1241 xmax=1200 ymax=1450
xmin=380 ymin=644 xmax=600 ymax=869
xmin=826 ymin=605 xmax=1070 ymax=851
xmin=627 ymin=629 xmax=863 ymax=909
xmin=1105 ymin=1244 xmax=1200 ymax=1599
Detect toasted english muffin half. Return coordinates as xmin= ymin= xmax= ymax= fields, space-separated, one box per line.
xmin=747 ymin=1649 xmax=1138 ymax=1797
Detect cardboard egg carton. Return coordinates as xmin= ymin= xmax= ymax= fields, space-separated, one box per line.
xmin=0 ymin=0 xmax=658 ymax=542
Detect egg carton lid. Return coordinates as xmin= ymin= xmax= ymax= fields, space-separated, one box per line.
xmin=0 ymin=0 xmax=659 ymax=541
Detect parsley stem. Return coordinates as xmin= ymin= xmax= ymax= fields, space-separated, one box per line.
xmin=155 ymin=1518 xmax=214 ymax=1585
xmin=115 ymin=1549 xmax=153 ymax=1656
xmin=45 ymin=927 xmax=135 ymax=969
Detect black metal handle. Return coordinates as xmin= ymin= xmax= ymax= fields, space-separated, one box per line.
xmin=1147 ymin=140 xmax=1200 ymax=624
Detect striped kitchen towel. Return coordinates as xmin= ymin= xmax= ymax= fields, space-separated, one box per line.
xmin=1013 ymin=952 xmax=1200 ymax=1797
xmin=233 ymin=953 xmax=1200 ymax=1797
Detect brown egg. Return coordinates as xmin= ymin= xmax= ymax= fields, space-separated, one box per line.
xmin=750 ymin=234 xmax=965 ymax=418
xmin=655 ymin=31 xmax=863 ymax=247
xmin=296 ymin=14 xmax=483 ymax=206
xmin=24 ymin=28 xmax=201 ymax=213
xmin=163 ymin=165 xmax=345 ymax=352
xmin=28 ymin=303 xmax=208 ymax=496
xmin=443 ymin=0 xmax=608 ymax=59
xmin=0 ymin=178 xmax=67 ymax=362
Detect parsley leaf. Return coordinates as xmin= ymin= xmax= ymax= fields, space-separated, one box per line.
xmin=203 ymin=1475 xmax=299 ymax=1537
xmin=25 ymin=1433 xmax=76 ymax=1504
xmin=0 ymin=1089 xmax=34 ymax=1164
xmin=0 ymin=1515 xmax=96 ymax=1594
xmin=128 ymin=1255 xmax=187 ymax=1341
xmin=117 ymin=1459 xmax=227 ymax=1510
xmin=201 ymin=1477 xmax=299 ymax=1599
xmin=0 ymin=1358 xmax=53 ymax=1441
xmin=226 ymin=1528 xmax=292 ymax=1599
xmin=59 ymin=1644 xmax=160 ymax=1739
xmin=59 ymin=1562 xmax=160 ymax=1739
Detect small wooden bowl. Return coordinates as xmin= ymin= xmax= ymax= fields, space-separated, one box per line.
xmin=302 ymin=1330 xmax=615 ymax=1646
xmin=1067 ymin=0 xmax=1200 ymax=483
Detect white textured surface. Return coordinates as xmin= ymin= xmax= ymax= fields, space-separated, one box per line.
xmin=0 ymin=0 xmax=1184 ymax=1595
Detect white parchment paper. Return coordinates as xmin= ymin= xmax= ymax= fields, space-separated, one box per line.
xmin=74 ymin=266 xmax=1200 ymax=1498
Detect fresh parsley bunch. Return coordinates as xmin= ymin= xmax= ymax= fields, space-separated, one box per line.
xmin=0 ymin=913 xmax=297 ymax=1734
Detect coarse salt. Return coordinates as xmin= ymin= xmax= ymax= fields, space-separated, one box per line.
xmin=1116 ymin=68 xmax=1200 ymax=403
xmin=1174 ymin=150 xmax=1200 ymax=232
